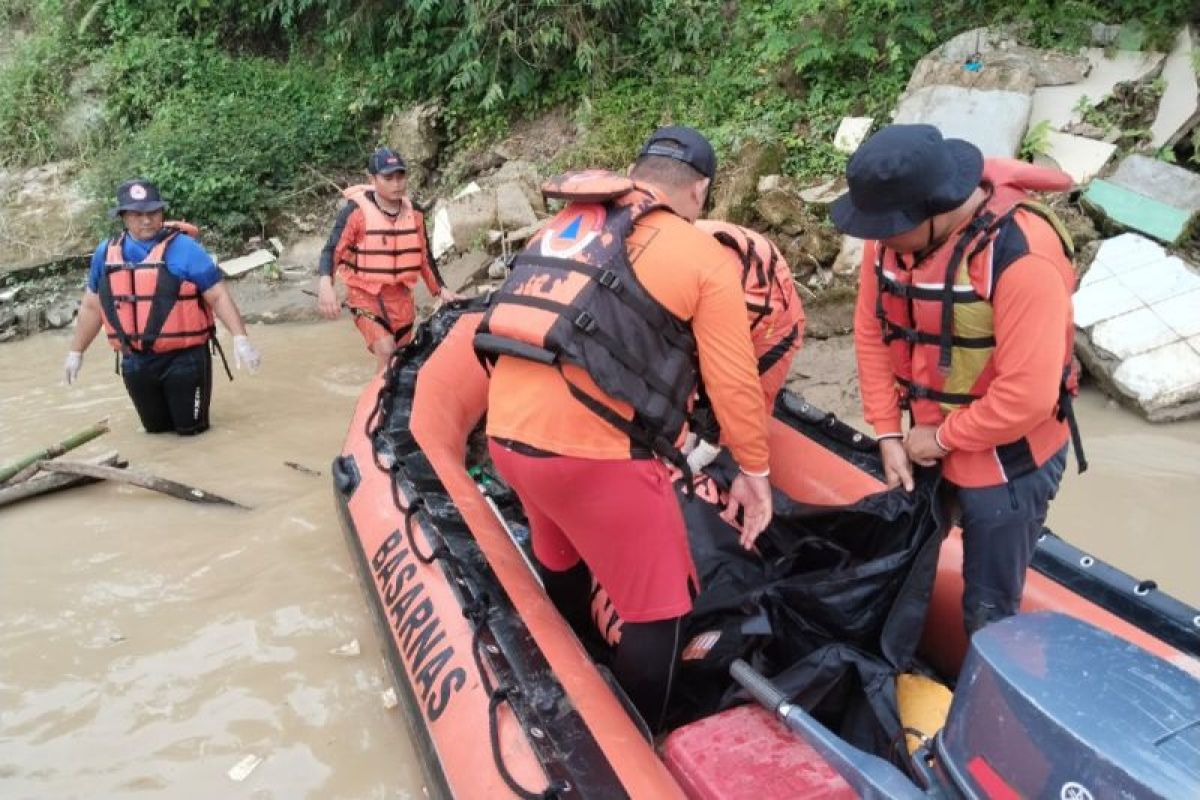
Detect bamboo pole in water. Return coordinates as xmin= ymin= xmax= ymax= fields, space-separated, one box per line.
xmin=0 ymin=419 xmax=110 ymax=484
xmin=0 ymin=450 xmax=125 ymax=509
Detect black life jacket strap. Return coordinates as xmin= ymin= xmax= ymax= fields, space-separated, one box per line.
xmin=756 ymin=323 xmax=800 ymax=375
xmin=897 ymin=377 xmax=980 ymax=407
xmin=937 ymin=211 xmax=995 ymax=373
xmin=493 ymin=292 xmax=679 ymax=401
xmin=515 ymin=253 xmax=695 ymax=352
xmin=558 ymin=365 xmax=694 ymax=493
xmin=881 ymin=320 xmax=995 ymax=349
xmin=1056 ymin=365 xmax=1087 ymax=474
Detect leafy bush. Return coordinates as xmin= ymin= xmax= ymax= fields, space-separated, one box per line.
xmin=92 ymin=44 xmax=368 ymax=237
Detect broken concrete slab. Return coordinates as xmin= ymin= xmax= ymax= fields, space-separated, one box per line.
xmin=915 ymin=27 xmax=1092 ymax=88
xmin=431 ymin=205 xmax=454 ymax=261
xmin=1038 ymin=131 xmax=1116 ymax=185
xmin=1111 ymin=341 xmax=1200 ymax=420
xmin=438 ymin=250 xmax=491 ymax=293
xmin=1082 ymin=154 xmax=1200 ymax=244
xmin=799 ymin=179 xmax=844 ymax=206
xmin=893 ymin=85 xmax=1032 ymax=157
xmin=220 ymin=249 xmax=276 ymax=278
xmin=1149 ymin=27 xmax=1200 ymax=149
xmin=1029 ymin=49 xmax=1165 ymax=132
xmin=1074 ymin=234 xmax=1200 ymax=420
xmin=833 ymin=118 xmax=873 ymax=154
xmin=495 ymin=182 xmax=538 ymax=230
xmin=443 ymin=188 xmax=498 ymax=253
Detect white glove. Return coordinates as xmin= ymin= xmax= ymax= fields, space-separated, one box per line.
xmin=233 ymin=335 xmax=261 ymax=373
xmin=686 ymin=438 xmax=721 ymax=474
xmin=63 ymin=351 xmax=83 ymax=385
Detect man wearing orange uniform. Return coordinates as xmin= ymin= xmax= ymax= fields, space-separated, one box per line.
xmin=834 ymin=125 xmax=1083 ymax=636
xmin=317 ymin=147 xmax=460 ymax=369
xmin=688 ymin=220 xmax=805 ymax=471
xmin=476 ymin=127 xmax=772 ymax=731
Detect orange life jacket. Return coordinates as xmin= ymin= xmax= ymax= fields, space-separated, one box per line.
xmin=695 ymin=220 xmax=805 ymax=376
xmin=338 ymin=184 xmax=427 ymax=287
xmin=474 ymin=170 xmax=699 ymax=469
xmin=98 ymin=223 xmax=214 ymax=354
xmin=874 ymin=160 xmax=1084 ymax=482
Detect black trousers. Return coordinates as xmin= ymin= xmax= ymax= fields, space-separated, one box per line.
xmin=956 ymin=445 xmax=1069 ymax=635
xmin=121 ymin=344 xmax=213 ymax=435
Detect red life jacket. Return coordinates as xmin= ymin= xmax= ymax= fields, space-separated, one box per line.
xmin=474 ymin=170 xmax=699 ymax=468
xmin=338 ymin=185 xmax=427 ymax=288
xmin=874 ymin=160 xmax=1084 ymax=484
xmin=98 ymin=223 xmax=214 ymax=354
xmin=695 ymin=220 xmax=805 ymax=377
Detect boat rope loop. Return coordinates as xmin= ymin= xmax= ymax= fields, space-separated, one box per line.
xmin=370 ymin=338 xmax=568 ymax=800
xmin=470 ymin=614 xmax=568 ymax=800
xmin=403 ymin=498 xmax=451 ymax=564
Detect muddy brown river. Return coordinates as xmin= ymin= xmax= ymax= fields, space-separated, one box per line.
xmin=2 ymin=322 xmax=1198 ymax=798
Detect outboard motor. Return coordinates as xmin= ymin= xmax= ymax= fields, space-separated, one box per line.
xmin=936 ymin=612 xmax=1200 ymax=798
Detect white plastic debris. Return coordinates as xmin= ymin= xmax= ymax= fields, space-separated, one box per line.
xmin=381 ymin=688 xmax=399 ymax=710
xmin=833 ymin=117 xmax=874 ymax=153
xmin=227 ymin=753 xmax=263 ymax=782
xmin=330 ymin=639 xmax=361 ymax=657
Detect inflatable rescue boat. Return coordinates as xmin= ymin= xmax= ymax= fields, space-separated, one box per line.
xmin=333 ymin=300 xmax=1200 ymax=799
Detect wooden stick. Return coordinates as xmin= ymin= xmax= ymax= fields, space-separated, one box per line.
xmin=0 ymin=419 xmax=110 ymax=484
xmin=284 ymin=461 xmax=322 ymax=476
xmin=37 ymin=461 xmax=250 ymax=509
xmin=0 ymin=451 xmax=125 ymax=508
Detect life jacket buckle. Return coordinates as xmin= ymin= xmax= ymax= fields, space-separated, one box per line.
xmin=573 ymin=310 xmax=598 ymax=334
xmin=597 ymin=269 xmax=623 ymax=293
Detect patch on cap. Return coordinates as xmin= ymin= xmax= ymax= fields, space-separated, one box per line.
xmin=129 ymin=184 xmax=148 ymax=200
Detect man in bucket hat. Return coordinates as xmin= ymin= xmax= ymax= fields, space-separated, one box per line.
xmin=63 ymin=178 xmax=261 ymax=435
xmin=833 ymin=124 xmax=1084 ymax=635
xmin=316 ymin=147 xmax=461 ymax=370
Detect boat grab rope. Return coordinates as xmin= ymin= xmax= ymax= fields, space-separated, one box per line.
xmin=372 ymin=389 xmax=569 ymax=798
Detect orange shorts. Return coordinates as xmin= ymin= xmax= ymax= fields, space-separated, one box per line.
xmin=345 ymin=283 xmax=416 ymax=351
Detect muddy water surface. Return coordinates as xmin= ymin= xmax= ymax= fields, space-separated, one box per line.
xmin=1 ymin=322 xmax=425 ymax=800
xmin=2 ymin=324 xmax=1198 ymax=799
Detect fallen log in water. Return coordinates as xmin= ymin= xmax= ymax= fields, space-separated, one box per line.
xmin=0 ymin=450 xmax=126 ymax=508
xmin=37 ymin=461 xmax=250 ymax=510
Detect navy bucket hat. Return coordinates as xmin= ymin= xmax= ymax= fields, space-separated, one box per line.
xmin=830 ymin=124 xmax=984 ymax=240
xmin=109 ymin=179 xmax=167 ymax=218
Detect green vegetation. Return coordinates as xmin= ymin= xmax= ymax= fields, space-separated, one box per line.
xmin=0 ymin=0 xmax=1196 ymax=239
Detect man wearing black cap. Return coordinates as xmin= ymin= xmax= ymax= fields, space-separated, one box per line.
xmin=477 ymin=125 xmax=772 ymax=731
xmin=832 ymin=124 xmax=1082 ymax=635
xmin=63 ymin=178 xmax=261 ymax=435
xmin=317 ymin=147 xmax=460 ymax=370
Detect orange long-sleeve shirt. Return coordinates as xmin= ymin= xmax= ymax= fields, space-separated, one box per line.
xmin=854 ymin=208 xmax=1074 ymax=486
xmin=487 ymin=194 xmax=771 ymax=473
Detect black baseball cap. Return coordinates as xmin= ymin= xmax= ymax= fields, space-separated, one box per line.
xmin=830 ymin=124 xmax=984 ymax=240
xmin=109 ymin=179 xmax=167 ymax=218
xmin=637 ymin=125 xmax=717 ymax=181
xmin=368 ymin=147 xmax=407 ymax=175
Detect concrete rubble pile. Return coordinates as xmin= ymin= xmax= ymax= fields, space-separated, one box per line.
xmin=779 ymin=22 xmax=1200 ymax=420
